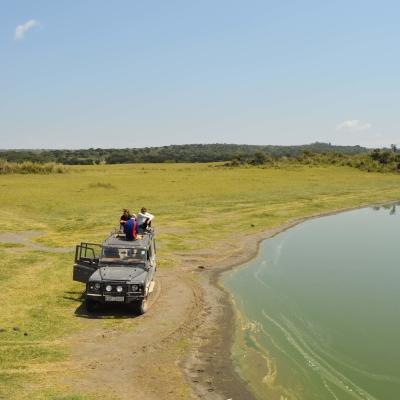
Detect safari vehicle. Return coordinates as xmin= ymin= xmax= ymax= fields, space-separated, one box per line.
xmin=73 ymin=230 xmax=156 ymax=314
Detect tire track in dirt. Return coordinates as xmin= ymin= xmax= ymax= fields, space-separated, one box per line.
xmin=61 ymin=268 xmax=205 ymax=400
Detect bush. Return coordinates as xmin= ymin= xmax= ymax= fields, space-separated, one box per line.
xmin=222 ymin=149 xmax=400 ymax=174
xmin=0 ymin=160 xmax=67 ymax=175
xmin=88 ymin=182 xmax=116 ymax=189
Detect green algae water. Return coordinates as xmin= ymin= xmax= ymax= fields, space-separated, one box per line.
xmin=223 ymin=203 xmax=400 ymax=400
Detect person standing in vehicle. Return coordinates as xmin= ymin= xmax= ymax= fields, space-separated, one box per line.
xmin=137 ymin=207 xmax=154 ymax=232
xmin=124 ymin=215 xmax=137 ymax=241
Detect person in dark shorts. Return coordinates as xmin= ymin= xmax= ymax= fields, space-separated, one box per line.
xmin=136 ymin=207 xmax=154 ymax=232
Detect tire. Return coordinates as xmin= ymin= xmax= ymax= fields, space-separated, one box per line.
xmin=85 ymin=298 xmax=97 ymax=313
xmin=133 ymin=296 xmax=148 ymax=315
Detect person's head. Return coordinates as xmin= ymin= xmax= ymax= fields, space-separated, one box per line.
xmin=141 ymin=207 xmax=147 ymax=213
xmin=131 ymin=213 xmax=137 ymax=219
xmin=123 ymin=208 xmax=129 ymax=216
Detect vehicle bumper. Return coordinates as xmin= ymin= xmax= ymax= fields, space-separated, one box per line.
xmin=86 ymin=292 xmax=144 ymax=303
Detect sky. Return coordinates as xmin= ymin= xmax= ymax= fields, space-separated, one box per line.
xmin=1 ymin=0 xmax=399 ymax=149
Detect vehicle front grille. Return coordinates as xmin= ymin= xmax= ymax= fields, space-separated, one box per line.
xmin=102 ymin=282 xmax=129 ymax=294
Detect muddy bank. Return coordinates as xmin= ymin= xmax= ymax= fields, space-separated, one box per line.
xmin=184 ymin=221 xmax=302 ymax=400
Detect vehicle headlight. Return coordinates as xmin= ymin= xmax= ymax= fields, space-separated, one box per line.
xmin=131 ymin=284 xmax=139 ymax=292
xmin=116 ymin=285 xmax=123 ymax=293
xmin=105 ymin=285 xmax=112 ymax=292
xmin=89 ymin=282 xmax=101 ymax=291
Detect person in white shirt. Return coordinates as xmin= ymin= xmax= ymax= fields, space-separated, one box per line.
xmin=136 ymin=207 xmax=154 ymax=232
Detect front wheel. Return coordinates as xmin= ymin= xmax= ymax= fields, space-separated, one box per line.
xmin=85 ymin=298 xmax=97 ymax=313
xmin=133 ymin=296 xmax=148 ymax=315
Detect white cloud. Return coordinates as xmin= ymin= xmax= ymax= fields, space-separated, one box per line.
xmin=336 ymin=119 xmax=372 ymax=132
xmin=15 ymin=19 xmax=41 ymax=40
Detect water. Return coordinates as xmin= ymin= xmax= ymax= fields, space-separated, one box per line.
xmin=223 ymin=203 xmax=400 ymax=400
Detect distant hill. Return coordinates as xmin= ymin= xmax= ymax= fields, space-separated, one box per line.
xmin=0 ymin=142 xmax=369 ymax=165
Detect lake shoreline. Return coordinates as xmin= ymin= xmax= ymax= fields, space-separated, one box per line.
xmin=185 ymin=200 xmax=398 ymax=399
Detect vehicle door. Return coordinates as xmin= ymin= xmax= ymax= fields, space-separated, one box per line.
xmin=147 ymin=239 xmax=156 ymax=282
xmin=73 ymin=242 xmax=102 ymax=283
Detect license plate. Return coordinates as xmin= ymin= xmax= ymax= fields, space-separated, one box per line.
xmin=104 ymin=295 xmax=125 ymax=302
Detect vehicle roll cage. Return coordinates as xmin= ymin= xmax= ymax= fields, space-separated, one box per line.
xmin=74 ymin=227 xmax=155 ymax=265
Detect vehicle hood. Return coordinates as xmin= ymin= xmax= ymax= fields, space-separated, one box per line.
xmin=90 ymin=266 xmax=147 ymax=282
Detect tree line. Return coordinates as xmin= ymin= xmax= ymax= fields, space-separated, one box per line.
xmin=1 ymin=144 xmax=399 ymax=174
xmin=0 ymin=142 xmax=368 ymax=165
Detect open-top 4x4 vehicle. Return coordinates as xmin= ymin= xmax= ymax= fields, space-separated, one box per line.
xmin=73 ymin=230 xmax=156 ymax=314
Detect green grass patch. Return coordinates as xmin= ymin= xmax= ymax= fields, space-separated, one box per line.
xmin=0 ymin=242 xmax=25 ymax=248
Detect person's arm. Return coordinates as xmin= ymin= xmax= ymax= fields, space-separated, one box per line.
xmin=146 ymin=212 xmax=154 ymax=222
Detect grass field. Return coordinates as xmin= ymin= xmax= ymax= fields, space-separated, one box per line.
xmin=1 ymin=163 xmax=400 ymax=399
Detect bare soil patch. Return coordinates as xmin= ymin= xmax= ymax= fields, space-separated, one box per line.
xmin=62 ymin=269 xmax=204 ymax=399
xmin=0 ymin=231 xmax=72 ymax=253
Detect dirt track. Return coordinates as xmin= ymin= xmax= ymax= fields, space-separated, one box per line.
xmin=62 ymin=269 xmax=205 ymax=399
xmin=61 ymin=261 xmax=256 ymax=399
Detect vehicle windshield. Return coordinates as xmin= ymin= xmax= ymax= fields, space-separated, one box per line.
xmin=100 ymin=246 xmax=147 ymax=264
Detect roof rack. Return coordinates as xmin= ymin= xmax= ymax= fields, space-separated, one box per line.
xmin=102 ymin=227 xmax=155 ymax=248
xmin=108 ymin=226 xmax=155 ymax=239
